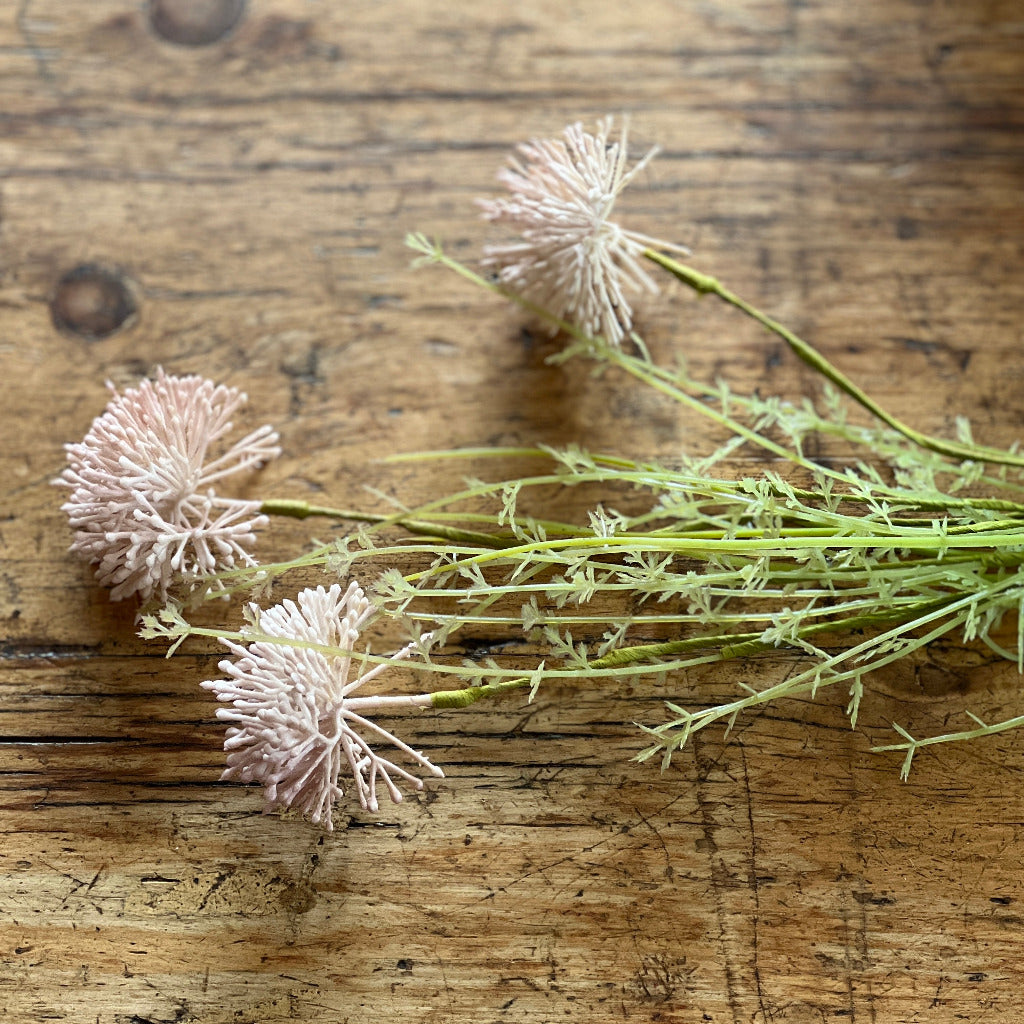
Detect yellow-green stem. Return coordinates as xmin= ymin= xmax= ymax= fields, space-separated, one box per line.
xmin=429 ymin=594 xmax=960 ymax=708
xmin=645 ymin=249 xmax=1024 ymax=470
xmin=261 ymin=498 xmax=505 ymax=548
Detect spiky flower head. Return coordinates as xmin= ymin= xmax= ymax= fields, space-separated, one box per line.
xmin=56 ymin=368 xmax=280 ymax=603
xmin=478 ymin=116 xmax=683 ymax=348
xmin=203 ymin=582 xmax=443 ymax=830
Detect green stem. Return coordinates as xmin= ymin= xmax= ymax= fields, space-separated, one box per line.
xmin=404 ymin=528 xmax=1024 ymax=590
xmin=260 ymin=498 xmax=505 ymax=549
xmin=873 ymin=713 xmax=1024 ymax=755
xmin=428 ymin=592 xmax=966 ymax=710
xmin=774 ymin=485 xmax=1024 ymax=517
xmin=580 ymin=595 xmax=957 ymax=669
xmin=430 ymin=677 xmax=531 ymax=708
xmin=645 ymin=249 xmax=1024 ymax=470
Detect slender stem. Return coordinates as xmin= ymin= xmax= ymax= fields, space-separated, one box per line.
xmin=567 ymin=595 xmax=959 ymax=669
xmin=645 ymin=249 xmax=1024 ymax=469
xmin=428 ymin=591 xmax=970 ymax=710
xmin=344 ymin=693 xmax=434 ymax=712
xmin=873 ymin=713 xmax=1024 ymax=754
xmin=404 ymin=528 xmax=1024 ymax=590
xmin=261 ymin=497 xmax=506 ymax=548
xmin=430 ymin=676 xmax=532 ymax=708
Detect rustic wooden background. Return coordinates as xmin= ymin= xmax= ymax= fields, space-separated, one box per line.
xmin=2 ymin=1 xmax=1024 ymax=1021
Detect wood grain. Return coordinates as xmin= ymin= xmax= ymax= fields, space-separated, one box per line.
xmin=2 ymin=1 xmax=1024 ymax=1021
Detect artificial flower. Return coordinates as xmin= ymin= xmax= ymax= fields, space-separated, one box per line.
xmin=203 ymin=582 xmax=443 ymax=829
xmin=56 ymin=368 xmax=279 ymax=602
xmin=478 ymin=116 xmax=683 ymax=347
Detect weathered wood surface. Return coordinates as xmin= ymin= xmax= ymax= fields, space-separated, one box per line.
xmin=2 ymin=1 xmax=1024 ymax=1021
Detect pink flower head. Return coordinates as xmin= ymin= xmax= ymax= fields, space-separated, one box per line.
xmin=478 ymin=116 xmax=683 ymax=348
xmin=203 ymin=582 xmax=443 ymax=830
xmin=56 ymin=369 xmax=280 ymax=602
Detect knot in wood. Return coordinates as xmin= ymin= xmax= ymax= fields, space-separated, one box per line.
xmin=148 ymin=0 xmax=247 ymax=46
xmin=50 ymin=264 xmax=138 ymax=340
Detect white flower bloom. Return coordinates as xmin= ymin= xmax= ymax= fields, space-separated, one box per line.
xmin=203 ymin=582 xmax=443 ymax=830
xmin=56 ymin=369 xmax=280 ymax=603
xmin=478 ymin=116 xmax=683 ymax=348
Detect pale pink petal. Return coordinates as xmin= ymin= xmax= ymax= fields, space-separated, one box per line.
xmin=202 ymin=582 xmax=443 ymax=830
xmin=55 ymin=369 xmax=280 ymax=603
xmin=478 ymin=117 xmax=683 ymax=348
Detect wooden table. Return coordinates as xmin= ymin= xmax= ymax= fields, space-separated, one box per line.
xmin=3 ymin=1 xmax=1024 ymax=1020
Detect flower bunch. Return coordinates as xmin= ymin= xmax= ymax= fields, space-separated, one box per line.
xmin=62 ymin=118 xmax=1024 ymax=827
xmin=57 ymin=368 xmax=446 ymax=827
